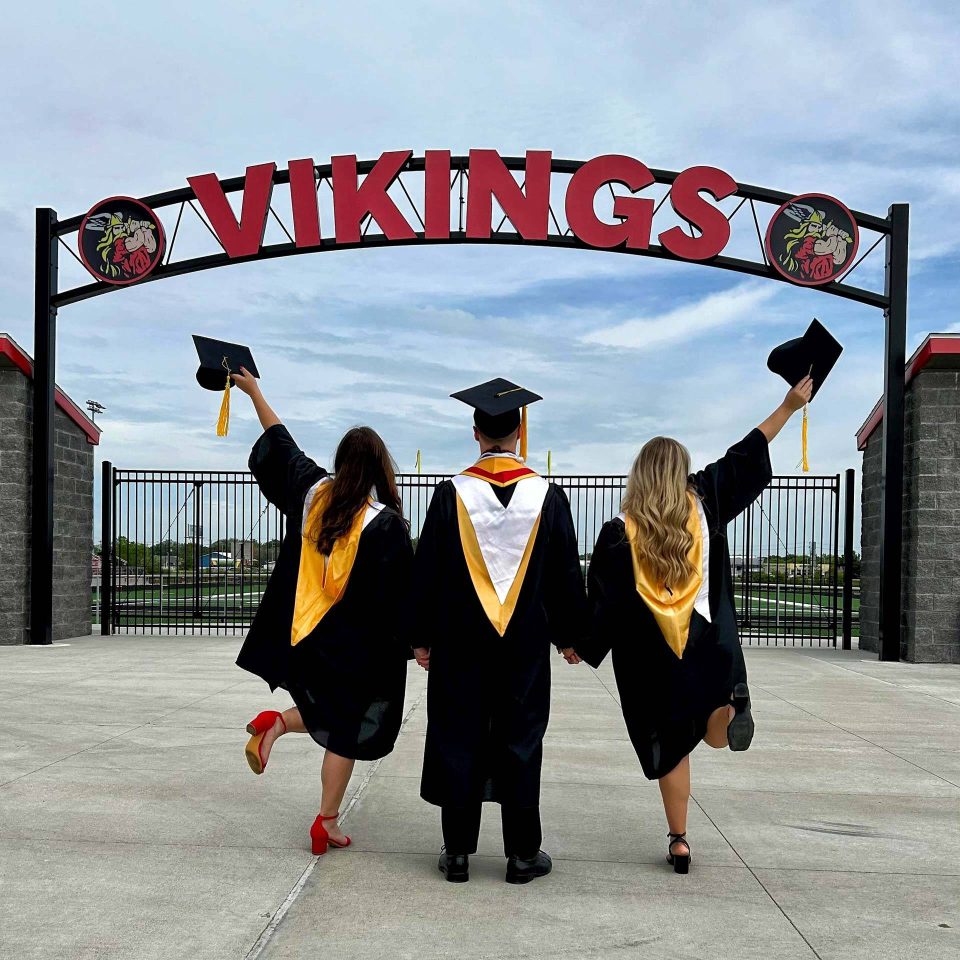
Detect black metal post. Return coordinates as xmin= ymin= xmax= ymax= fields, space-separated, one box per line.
xmin=744 ymin=504 xmax=754 ymax=628
xmin=832 ymin=474 xmax=841 ymax=647
xmin=842 ymin=468 xmax=855 ymax=651
xmin=29 ymin=209 xmax=58 ymax=645
xmin=878 ymin=204 xmax=909 ymax=662
xmin=193 ymin=482 xmax=202 ymax=619
xmin=100 ymin=461 xmax=113 ymax=635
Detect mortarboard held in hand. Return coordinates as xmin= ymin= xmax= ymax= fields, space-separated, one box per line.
xmin=450 ymin=377 xmax=542 ymax=462
xmin=193 ymin=335 xmax=260 ymax=437
xmin=767 ymin=319 xmax=843 ymax=472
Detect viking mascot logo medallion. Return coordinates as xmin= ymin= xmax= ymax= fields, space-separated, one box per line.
xmin=765 ymin=194 xmax=859 ymax=287
xmin=78 ymin=197 xmax=165 ymax=285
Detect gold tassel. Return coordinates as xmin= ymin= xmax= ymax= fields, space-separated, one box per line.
xmin=415 ymin=449 xmax=422 ymax=475
xmin=547 ymin=449 xmax=552 ymax=476
xmin=216 ymin=374 xmax=231 ymax=437
xmin=519 ymin=405 xmax=528 ymax=462
xmin=801 ymin=403 xmax=809 ymax=473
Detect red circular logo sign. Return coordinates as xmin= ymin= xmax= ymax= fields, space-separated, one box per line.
xmin=78 ymin=196 xmax=165 ymax=285
xmin=765 ymin=193 xmax=859 ymax=287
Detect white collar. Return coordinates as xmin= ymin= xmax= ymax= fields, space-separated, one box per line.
xmin=478 ymin=450 xmax=521 ymax=462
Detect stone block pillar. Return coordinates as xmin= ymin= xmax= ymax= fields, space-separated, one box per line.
xmin=858 ymin=335 xmax=960 ymax=662
xmin=0 ymin=334 xmax=100 ymax=644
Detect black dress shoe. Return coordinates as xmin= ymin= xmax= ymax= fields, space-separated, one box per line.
xmin=438 ymin=850 xmax=469 ymax=883
xmin=727 ymin=682 xmax=755 ymax=752
xmin=505 ymin=849 xmax=552 ymax=884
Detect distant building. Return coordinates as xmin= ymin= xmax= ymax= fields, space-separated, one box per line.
xmin=0 ymin=333 xmax=101 ymax=644
xmin=730 ymin=555 xmax=762 ymax=577
xmin=200 ymin=551 xmax=237 ymax=569
xmin=228 ymin=539 xmax=259 ymax=564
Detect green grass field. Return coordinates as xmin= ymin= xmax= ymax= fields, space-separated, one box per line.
xmin=98 ymin=578 xmax=857 ymax=636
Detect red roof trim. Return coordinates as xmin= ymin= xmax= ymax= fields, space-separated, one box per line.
xmin=856 ymin=334 xmax=960 ymax=450
xmin=0 ymin=335 xmax=101 ymax=445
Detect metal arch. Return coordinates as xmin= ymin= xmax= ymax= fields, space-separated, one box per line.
xmin=53 ymin=231 xmax=890 ymax=309
xmin=30 ymin=155 xmax=908 ymax=662
xmin=53 ymin=156 xmax=893 ymax=235
xmin=52 ymin=155 xmax=892 ymax=309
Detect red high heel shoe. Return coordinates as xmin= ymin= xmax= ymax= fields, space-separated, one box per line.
xmin=244 ymin=711 xmax=286 ymax=775
xmin=310 ymin=813 xmax=352 ymax=856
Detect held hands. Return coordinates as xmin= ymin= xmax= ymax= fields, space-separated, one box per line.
xmin=414 ymin=647 xmax=430 ymax=671
xmin=230 ymin=366 xmax=261 ymax=398
xmin=415 ymin=645 xmax=576 ymax=670
xmin=783 ymin=375 xmax=814 ymax=413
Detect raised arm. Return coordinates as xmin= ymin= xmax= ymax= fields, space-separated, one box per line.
xmin=232 ymin=366 xmax=281 ymax=431
xmin=235 ymin=370 xmax=327 ymax=516
xmin=692 ymin=376 xmax=815 ymax=526
xmin=757 ymin=376 xmax=813 ymax=443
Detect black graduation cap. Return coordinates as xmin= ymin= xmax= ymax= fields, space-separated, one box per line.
xmin=193 ymin=335 xmax=259 ymax=391
xmin=193 ymin=335 xmax=259 ymax=437
xmin=451 ymin=377 xmax=542 ymax=440
xmin=767 ymin=319 xmax=842 ymax=400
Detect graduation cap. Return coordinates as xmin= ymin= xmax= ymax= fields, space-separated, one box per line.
xmin=767 ymin=319 xmax=842 ymax=472
xmin=193 ymin=335 xmax=259 ymax=437
xmin=451 ymin=377 xmax=542 ymax=461
xmin=767 ymin=318 xmax=842 ymax=401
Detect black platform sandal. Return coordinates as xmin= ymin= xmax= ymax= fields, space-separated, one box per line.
xmin=727 ymin=682 xmax=755 ymax=752
xmin=666 ymin=832 xmax=691 ymax=874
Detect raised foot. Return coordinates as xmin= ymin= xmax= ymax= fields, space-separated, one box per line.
xmin=727 ymin=682 xmax=755 ymax=752
xmin=244 ymin=713 xmax=286 ymax=774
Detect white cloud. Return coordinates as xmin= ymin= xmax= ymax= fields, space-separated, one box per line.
xmin=580 ymin=283 xmax=778 ymax=351
xmin=0 ymin=0 xmax=956 ymax=491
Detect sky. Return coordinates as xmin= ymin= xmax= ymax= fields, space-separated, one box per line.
xmin=1 ymin=1 xmax=958 ymax=523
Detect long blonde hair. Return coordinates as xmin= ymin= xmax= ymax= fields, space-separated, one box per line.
xmin=621 ymin=437 xmax=696 ymax=589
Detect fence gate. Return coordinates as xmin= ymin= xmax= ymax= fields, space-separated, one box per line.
xmin=102 ymin=467 xmax=284 ymax=634
xmin=102 ymin=465 xmax=855 ymax=645
xmin=727 ymin=474 xmax=848 ymax=646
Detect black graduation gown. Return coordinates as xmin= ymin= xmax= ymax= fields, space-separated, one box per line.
xmin=578 ymin=428 xmax=772 ymax=780
xmin=236 ymin=424 xmax=414 ymax=762
xmin=413 ymin=477 xmax=588 ymax=808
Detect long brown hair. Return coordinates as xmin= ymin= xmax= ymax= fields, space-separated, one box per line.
xmin=309 ymin=426 xmax=402 ymax=555
xmin=620 ymin=436 xmax=697 ymax=589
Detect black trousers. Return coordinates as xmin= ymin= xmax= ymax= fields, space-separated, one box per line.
xmin=441 ymin=804 xmax=542 ymax=858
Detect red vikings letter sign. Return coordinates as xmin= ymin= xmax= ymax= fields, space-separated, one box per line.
xmin=78 ymin=151 xmax=859 ymax=288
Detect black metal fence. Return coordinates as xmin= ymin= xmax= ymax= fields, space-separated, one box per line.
xmin=100 ymin=468 xmax=282 ymax=633
xmin=727 ymin=474 xmax=848 ymax=645
xmin=101 ymin=464 xmax=857 ymax=645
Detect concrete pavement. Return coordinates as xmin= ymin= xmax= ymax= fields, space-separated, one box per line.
xmin=0 ymin=636 xmax=956 ymax=960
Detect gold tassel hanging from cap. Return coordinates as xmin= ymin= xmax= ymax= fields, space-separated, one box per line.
xmin=547 ymin=449 xmax=552 ymax=476
xmin=519 ymin=405 xmax=528 ymax=462
xmin=216 ymin=360 xmax=231 ymax=437
xmin=801 ymin=403 xmax=809 ymax=473
xmin=415 ymin=449 xmax=422 ymax=475
xmin=216 ymin=374 xmax=231 ymax=436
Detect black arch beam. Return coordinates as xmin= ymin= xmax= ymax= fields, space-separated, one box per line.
xmin=53 ymin=232 xmax=889 ymax=310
